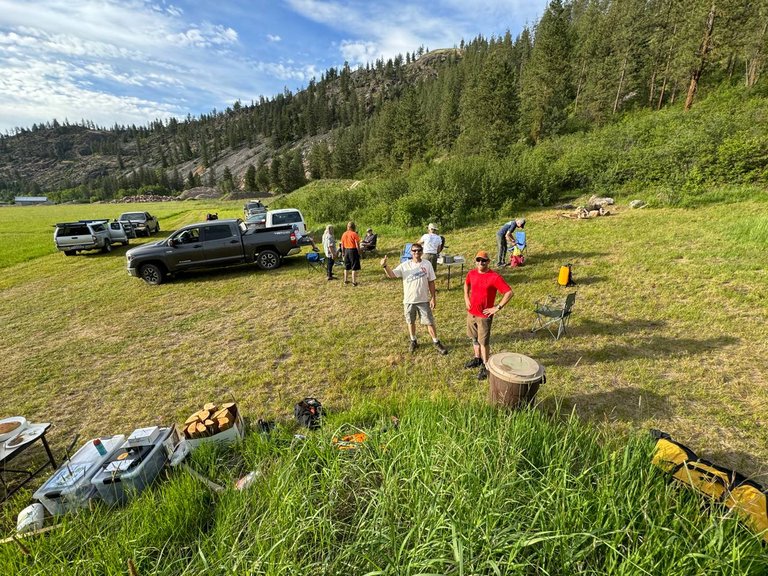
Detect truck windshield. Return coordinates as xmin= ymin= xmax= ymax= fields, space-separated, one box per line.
xmin=120 ymin=213 xmax=145 ymax=220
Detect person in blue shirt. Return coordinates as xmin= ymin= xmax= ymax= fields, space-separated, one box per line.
xmin=496 ymin=218 xmax=525 ymax=267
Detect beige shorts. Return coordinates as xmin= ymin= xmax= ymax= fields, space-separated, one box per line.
xmin=466 ymin=313 xmax=493 ymax=347
xmin=405 ymin=302 xmax=435 ymax=326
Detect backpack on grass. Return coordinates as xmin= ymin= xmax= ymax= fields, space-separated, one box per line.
xmin=651 ymin=430 xmax=768 ymax=543
xmin=294 ymin=398 xmax=323 ymax=429
xmin=558 ymin=264 xmax=575 ymax=287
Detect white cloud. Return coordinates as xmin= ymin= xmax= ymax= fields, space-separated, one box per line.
xmin=285 ymin=0 xmax=542 ymax=65
xmin=0 ymin=0 xmax=549 ymax=132
xmin=339 ymin=41 xmax=378 ymax=67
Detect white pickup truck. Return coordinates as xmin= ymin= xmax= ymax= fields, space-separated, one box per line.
xmin=53 ymin=220 xmax=131 ymax=256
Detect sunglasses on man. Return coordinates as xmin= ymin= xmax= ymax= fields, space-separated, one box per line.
xmin=475 ymin=257 xmax=489 ymax=263
xmin=411 ymin=249 xmax=423 ymax=253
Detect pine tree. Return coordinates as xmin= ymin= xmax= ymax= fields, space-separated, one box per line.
xmin=245 ymin=164 xmax=257 ymax=191
xmin=519 ymin=0 xmax=575 ymax=142
xmin=457 ymin=44 xmax=519 ymax=156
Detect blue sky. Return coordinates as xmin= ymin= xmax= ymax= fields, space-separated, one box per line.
xmin=0 ymin=0 xmax=548 ymax=134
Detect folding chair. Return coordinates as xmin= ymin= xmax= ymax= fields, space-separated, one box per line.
xmin=306 ymin=251 xmax=325 ymax=272
xmin=532 ymin=292 xmax=576 ymax=340
xmin=400 ymin=243 xmax=413 ymax=263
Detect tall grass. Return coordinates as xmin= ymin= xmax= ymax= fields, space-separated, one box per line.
xmin=2 ymin=399 xmax=765 ymax=575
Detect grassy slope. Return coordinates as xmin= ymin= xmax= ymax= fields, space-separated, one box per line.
xmin=0 ymin=197 xmax=766 ymax=485
xmin=3 ymin=399 xmax=768 ymax=574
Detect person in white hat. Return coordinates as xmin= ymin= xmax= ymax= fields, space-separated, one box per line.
xmin=419 ymin=223 xmax=443 ymax=273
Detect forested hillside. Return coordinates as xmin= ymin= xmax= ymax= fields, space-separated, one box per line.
xmin=0 ymin=0 xmax=765 ymax=207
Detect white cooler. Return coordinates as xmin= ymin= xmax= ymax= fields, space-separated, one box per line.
xmin=34 ymin=435 xmax=125 ymax=516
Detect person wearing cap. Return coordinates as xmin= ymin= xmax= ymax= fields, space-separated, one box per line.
xmin=496 ymin=218 xmax=526 ymax=267
xmin=380 ymin=244 xmax=448 ymax=356
xmin=464 ymin=250 xmax=513 ymax=380
xmin=361 ymin=227 xmax=378 ymax=255
xmin=419 ymin=223 xmax=443 ymax=273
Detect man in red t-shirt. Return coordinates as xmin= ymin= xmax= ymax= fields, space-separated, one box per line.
xmin=464 ymin=250 xmax=513 ymax=380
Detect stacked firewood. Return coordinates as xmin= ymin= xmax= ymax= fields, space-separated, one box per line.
xmin=182 ymin=402 xmax=238 ymax=439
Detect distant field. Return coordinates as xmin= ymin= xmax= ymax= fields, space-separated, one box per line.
xmin=0 ymin=201 xmax=245 ymax=269
xmin=1 ymin=197 xmax=767 ymax=487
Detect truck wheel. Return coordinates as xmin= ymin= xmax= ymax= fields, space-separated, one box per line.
xmin=102 ymin=240 xmax=112 ymax=253
xmin=257 ymin=249 xmax=282 ymax=270
xmin=155 ymin=223 xmax=160 ymax=233
xmin=139 ymin=263 xmax=164 ymax=285
xmin=64 ymin=250 xmax=76 ymax=256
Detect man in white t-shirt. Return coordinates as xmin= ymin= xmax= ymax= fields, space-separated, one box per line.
xmin=419 ymin=223 xmax=443 ymax=273
xmin=381 ymin=243 xmax=448 ymax=355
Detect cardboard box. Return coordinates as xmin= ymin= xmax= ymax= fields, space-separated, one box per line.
xmin=185 ymin=409 xmax=245 ymax=450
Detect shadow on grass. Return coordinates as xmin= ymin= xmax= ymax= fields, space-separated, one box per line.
xmin=539 ymin=386 xmax=674 ymax=423
xmin=171 ymin=252 xmax=309 ymax=284
xmin=530 ymin=250 xmax=610 ymax=263
xmin=531 ymin=334 xmax=739 ymax=367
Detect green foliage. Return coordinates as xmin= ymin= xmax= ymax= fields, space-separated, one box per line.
xmin=4 ymin=400 xmax=767 ymax=574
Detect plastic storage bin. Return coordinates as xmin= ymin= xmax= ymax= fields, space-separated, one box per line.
xmin=34 ymin=435 xmax=125 ymax=516
xmin=91 ymin=427 xmax=173 ymax=505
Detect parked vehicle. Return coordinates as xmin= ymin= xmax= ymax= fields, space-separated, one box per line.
xmin=243 ymin=200 xmax=267 ymax=219
xmin=118 ymin=211 xmax=160 ymax=236
xmin=125 ymin=219 xmax=301 ymax=285
xmin=54 ymin=220 xmax=130 ymax=255
xmin=245 ymin=208 xmax=307 ymax=236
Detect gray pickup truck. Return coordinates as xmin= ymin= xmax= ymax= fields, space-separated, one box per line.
xmin=54 ymin=220 xmax=131 ymax=255
xmin=118 ymin=211 xmax=160 ymax=237
xmin=125 ymin=218 xmax=300 ymax=284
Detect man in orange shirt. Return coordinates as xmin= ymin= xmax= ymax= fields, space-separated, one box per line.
xmin=340 ymin=221 xmax=362 ymax=286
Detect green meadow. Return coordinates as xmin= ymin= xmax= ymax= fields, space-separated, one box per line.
xmin=0 ymin=192 xmax=767 ymax=573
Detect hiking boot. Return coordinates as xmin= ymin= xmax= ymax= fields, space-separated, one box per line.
xmin=464 ymin=357 xmax=483 ymax=369
xmin=477 ymin=366 xmax=488 ymax=380
xmin=434 ymin=341 xmax=448 ymax=355
xmin=409 ymin=340 xmax=418 ymax=353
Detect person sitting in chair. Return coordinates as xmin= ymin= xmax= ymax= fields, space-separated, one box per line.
xmin=361 ymin=228 xmax=378 ymax=254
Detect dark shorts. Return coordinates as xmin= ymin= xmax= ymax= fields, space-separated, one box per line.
xmin=467 ymin=313 xmax=493 ymax=347
xmin=344 ymin=248 xmax=361 ymax=271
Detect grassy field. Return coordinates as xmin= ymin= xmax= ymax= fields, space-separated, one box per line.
xmin=0 ymin=195 xmax=767 ymax=571
xmin=1 ymin=197 xmax=766 ymax=479
xmin=3 ymin=399 xmax=767 ymax=575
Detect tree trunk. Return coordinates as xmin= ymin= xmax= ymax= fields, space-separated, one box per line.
xmin=657 ymin=20 xmax=678 ymax=110
xmin=746 ymin=20 xmax=768 ymax=87
xmin=574 ymin=60 xmax=587 ymax=111
xmin=613 ymin=53 xmax=629 ymax=114
xmin=684 ymin=1 xmax=717 ymax=111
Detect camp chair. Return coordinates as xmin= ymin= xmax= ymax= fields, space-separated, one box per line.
xmin=400 ymin=243 xmax=413 ymax=263
xmin=514 ymin=230 xmax=527 ymax=256
xmin=532 ymin=292 xmax=576 ymax=340
xmin=306 ymin=251 xmax=325 ymax=272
